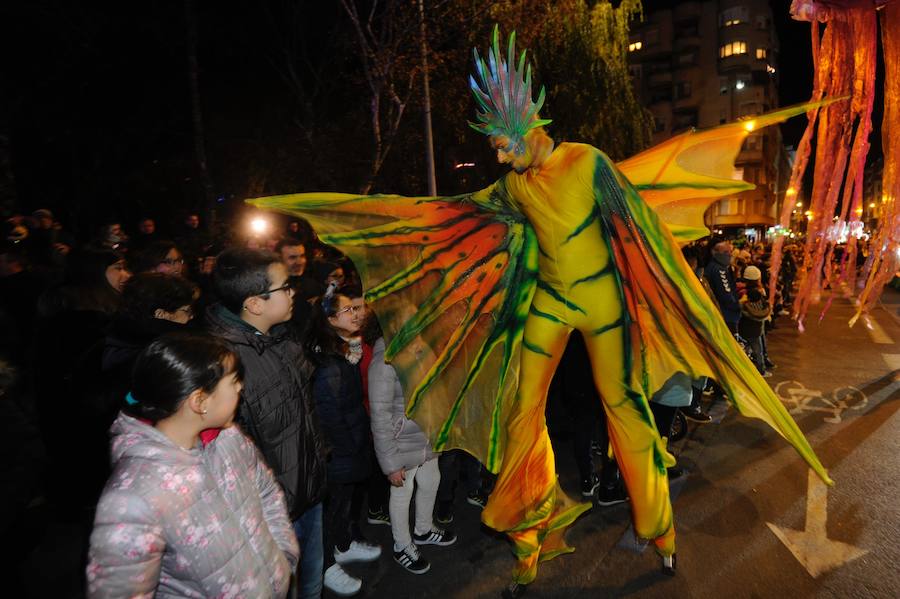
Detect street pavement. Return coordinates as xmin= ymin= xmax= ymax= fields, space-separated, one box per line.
xmin=341 ymin=288 xmax=900 ymax=598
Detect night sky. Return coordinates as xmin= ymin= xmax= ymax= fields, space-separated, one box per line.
xmin=0 ymin=1 xmax=880 ymax=239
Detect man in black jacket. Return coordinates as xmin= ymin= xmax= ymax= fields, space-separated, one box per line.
xmin=206 ymin=248 xmax=327 ymax=599
xmin=703 ymin=240 xmax=741 ymax=333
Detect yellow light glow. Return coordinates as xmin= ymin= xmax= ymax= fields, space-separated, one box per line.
xmin=807 ymin=214 xmax=813 ymax=221
xmin=786 ymin=187 xmax=797 ymax=196
xmin=250 ymin=217 xmax=269 ymax=235
xmin=855 ymin=207 xmax=863 ymax=215
xmin=795 ymin=201 xmax=802 ymax=207
xmin=869 ymin=202 xmax=876 ymax=208
xmin=743 ymin=120 xmax=755 ymax=132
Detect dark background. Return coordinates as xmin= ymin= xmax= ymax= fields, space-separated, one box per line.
xmin=0 ymin=1 xmax=882 ymax=240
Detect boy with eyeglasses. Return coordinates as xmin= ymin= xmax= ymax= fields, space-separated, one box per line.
xmin=205 ymin=247 xmax=327 ymax=599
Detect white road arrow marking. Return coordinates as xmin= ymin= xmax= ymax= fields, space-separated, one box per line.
xmin=766 ymin=470 xmax=868 ymax=578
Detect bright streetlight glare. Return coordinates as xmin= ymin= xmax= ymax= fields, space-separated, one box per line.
xmin=250 ymin=217 xmax=269 ymax=235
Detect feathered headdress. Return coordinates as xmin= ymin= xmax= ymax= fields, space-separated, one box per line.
xmin=468 ymin=25 xmax=551 ymax=155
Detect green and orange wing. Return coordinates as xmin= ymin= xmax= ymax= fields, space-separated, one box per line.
xmin=593 ymin=155 xmax=831 ymax=485
xmin=248 ymin=188 xmax=538 ymax=472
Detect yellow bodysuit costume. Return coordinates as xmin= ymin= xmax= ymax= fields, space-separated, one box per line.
xmin=250 ymin=28 xmax=831 ymax=588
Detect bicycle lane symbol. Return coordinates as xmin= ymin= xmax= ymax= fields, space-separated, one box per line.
xmin=774 ymin=380 xmax=868 ymax=424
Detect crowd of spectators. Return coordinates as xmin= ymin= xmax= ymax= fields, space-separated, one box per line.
xmin=0 ymin=206 xmax=816 ymax=597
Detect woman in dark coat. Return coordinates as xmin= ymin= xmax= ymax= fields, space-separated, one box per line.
xmin=75 ymin=272 xmax=197 ymax=505
xmin=32 ymin=248 xmax=131 ymax=511
xmin=304 ymin=284 xmax=381 ymax=596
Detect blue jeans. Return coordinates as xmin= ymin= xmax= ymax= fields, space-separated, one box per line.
xmin=293 ymin=503 xmax=324 ymax=599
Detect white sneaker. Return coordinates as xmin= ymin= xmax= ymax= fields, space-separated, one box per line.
xmin=323 ymin=563 xmax=361 ymax=597
xmin=334 ymin=540 xmax=382 ymax=564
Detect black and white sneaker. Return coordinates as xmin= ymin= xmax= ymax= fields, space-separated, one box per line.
xmin=581 ymin=473 xmax=601 ymax=497
xmin=596 ymin=484 xmax=629 ymax=507
xmin=366 ymin=508 xmax=391 ymax=526
xmin=413 ymin=527 xmax=457 ymax=546
xmin=466 ymin=490 xmax=488 ymax=508
xmin=394 ymin=543 xmax=431 ymax=574
xmin=682 ymin=406 xmax=712 ymax=423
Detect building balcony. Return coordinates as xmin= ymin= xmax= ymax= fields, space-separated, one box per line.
xmin=719 ymin=58 xmax=754 ymax=74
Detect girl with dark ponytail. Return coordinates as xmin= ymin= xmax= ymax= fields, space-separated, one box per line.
xmin=87 ymin=332 xmax=299 ymax=598
xmin=304 ymin=284 xmax=383 ymax=595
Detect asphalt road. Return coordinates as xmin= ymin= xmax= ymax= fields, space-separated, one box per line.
xmin=343 ymin=288 xmax=900 ymax=599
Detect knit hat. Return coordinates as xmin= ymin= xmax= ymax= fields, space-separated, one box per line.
xmin=743 ymin=265 xmax=762 ymax=281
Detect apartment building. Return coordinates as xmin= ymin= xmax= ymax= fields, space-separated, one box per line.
xmin=628 ymin=0 xmax=790 ymax=238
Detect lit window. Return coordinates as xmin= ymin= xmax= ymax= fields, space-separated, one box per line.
xmin=719 ymin=41 xmax=748 ymax=58
xmin=720 ymin=6 xmax=749 ymax=27
xmin=756 ymin=47 xmax=767 ymax=60
xmin=628 ymin=41 xmax=642 ymax=52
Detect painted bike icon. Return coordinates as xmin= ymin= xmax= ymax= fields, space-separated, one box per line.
xmin=774 ymin=380 xmax=868 ymax=424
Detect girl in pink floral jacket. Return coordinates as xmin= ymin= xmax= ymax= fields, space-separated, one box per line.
xmin=87 ymin=333 xmax=299 ymax=598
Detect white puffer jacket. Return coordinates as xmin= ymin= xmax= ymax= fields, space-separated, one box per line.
xmin=368 ymin=338 xmax=435 ymax=475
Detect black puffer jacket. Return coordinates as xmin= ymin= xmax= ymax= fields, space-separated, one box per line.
xmin=205 ymin=304 xmax=326 ymax=518
xmin=311 ymin=353 xmax=372 ymax=484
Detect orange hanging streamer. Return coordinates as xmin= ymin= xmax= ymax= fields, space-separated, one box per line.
xmin=854 ymin=1 xmax=900 ymax=322
xmin=773 ymin=1 xmax=886 ymax=326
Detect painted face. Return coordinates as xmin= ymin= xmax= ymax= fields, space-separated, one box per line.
xmin=105 ymin=259 xmax=132 ymax=292
xmin=205 ymin=363 xmax=242 ymax=429
xmin=155 ymin=248 xmax=185 ymax=276
xmin=490 ymin=135 xmax=531 ymax=174
xmin=328 ymin=294 xmax=363 ymax=337
xmin=259 ymin=262 xmax=294 ymax=324
xmin=280 ymin=244 xmax=307 ymax=277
